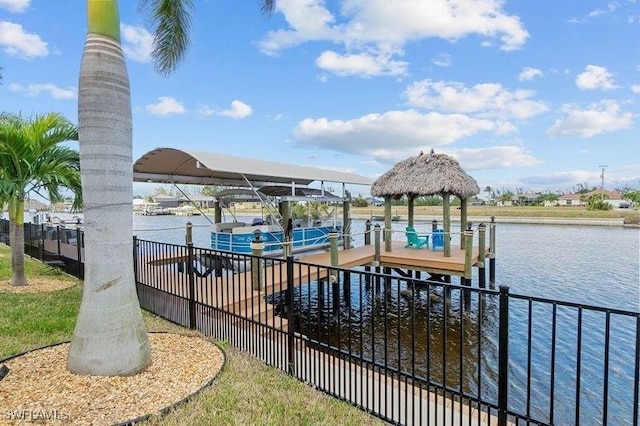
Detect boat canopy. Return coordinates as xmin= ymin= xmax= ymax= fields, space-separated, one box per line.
xmin=133 ymin=147 xmax=373 ymax=188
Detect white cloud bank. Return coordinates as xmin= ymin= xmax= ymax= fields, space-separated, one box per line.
xmin=260 ymin=0 xmax=529 ymax=77
xmin=0 ymin=21 xmax=47 ymax=58
xmin=9 ymin=82 xmax=76 ymax=99
xmin=145 ymin=97 xmax=186 ymax=116
xmin=576 ymin=65 xmax=618 ymax=90
xmin=546 ymin=100 xmax=633 ymax=138
xmin=293 ymin=109 xmax=503 ymax=165
xmin=404 ymin=79 xmax=548 ymax=120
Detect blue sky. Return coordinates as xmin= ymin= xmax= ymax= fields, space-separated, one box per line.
xmin=1 ymin=0 xmax=639 ymax=197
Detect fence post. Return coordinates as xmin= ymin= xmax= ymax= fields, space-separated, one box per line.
xmin=56 ymin=225 xmax=61 ymax=260
xmin=287 ymin=255 xmax=295 ymax=376
xmin=133 ymin=236 xmax=139 ymax=287
xmin=185 ymin=221 xmax=193 ymax=245
xmin=76 ymin=228 xmax=82 ymax=265
xmin=40 ymin=224 xmax=44 ymax=261
xmin=489 ymin=217 xmax=496 ymax=287
xmin=187 ymin=242 xmax=196 ymax=330
xmin=251 ymin=231 xmax=264 ymax=291
xmin=498 ymin=285 xmax=510 ymax=426
xmin=364 ymin=220 xmax=371 ymax=246
xmin=374 ymin=224 xmax=381 ymax=262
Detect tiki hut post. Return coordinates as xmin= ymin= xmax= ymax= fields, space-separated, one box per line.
xmin=214 ymin=200 xmax=222 ymax=223
xmin=443 ymin=193 xmax=451 ymax=257
xmin=408 ymin=195 xmax=415 ymax=227
xmin=384 ymin=196 xmax=392 ymax=252
xmin=460 ymin=197 xmax=468 ymax=249
xmin=342 ymin=199 xmax=351 ymax=250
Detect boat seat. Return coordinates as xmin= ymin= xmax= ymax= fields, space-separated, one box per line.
xmin=405 ymin=226 xmax=429 ymax=249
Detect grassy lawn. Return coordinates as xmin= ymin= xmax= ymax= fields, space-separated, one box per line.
xmin=230 ymin=203 xmax=637 ymax=220
xmin=0 ymin=244 xmax=384 ymax=425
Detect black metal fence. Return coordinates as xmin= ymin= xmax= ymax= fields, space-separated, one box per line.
xmin=2 ymin=218 xmax=639 ymax=425
xmin=0 ymin=219 xmax=84 ymax=279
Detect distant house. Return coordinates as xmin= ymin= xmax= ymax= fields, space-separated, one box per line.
xmin=368 ymin=197 xmax=384 ymax=207
xmin=152 ymin=194 xmax=185 ymax=209
xmin=469 ymin=196 xmax=486 ymax=206
xmin=558 ymin=189 xmax=625 ymax=208
xmin=496 ymin=194 xmax=538 ymax=207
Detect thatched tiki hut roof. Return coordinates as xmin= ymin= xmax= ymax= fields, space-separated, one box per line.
xmin=371 ymin=151 xmax=479 ymax=199
xmin=371 ymin=150 xmax=480 ymax=256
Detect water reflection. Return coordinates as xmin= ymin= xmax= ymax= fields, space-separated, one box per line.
xmin=268 ymin=271 xmax=502 ymax=404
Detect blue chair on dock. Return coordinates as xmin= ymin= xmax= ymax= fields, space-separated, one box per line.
xmin=405 ymin=226 xmax=429 ymax=249
xmin=431 ymin=229 xmax=448 ymax=251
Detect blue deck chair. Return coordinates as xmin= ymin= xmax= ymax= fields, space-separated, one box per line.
xmin=405 ymin=226 xmax=429 ymax=249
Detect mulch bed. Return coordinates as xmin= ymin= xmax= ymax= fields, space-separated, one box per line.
xmin=0 ymin=334 xmax=225 ymax=425
xmin=0 ymin=278 xmax=77 ymax=294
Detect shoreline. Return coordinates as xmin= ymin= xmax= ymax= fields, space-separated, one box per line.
xmin=352 ymin=214 xmax=635 ymax=227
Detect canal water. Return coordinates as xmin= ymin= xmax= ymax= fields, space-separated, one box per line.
xmin=15 ymin=212 xmax=639 ymax=424
xmin=130 ymin=214 xmax=640 ymax=425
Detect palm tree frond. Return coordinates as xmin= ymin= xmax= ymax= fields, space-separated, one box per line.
xmin=261 ymin=0 xmax=277 ymax=15
xmin=141 ymin=0 xmax=194 ymax=76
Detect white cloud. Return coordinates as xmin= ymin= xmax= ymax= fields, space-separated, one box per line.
xmin=292 ymin=109 xmax=500 ymax=163
xmin=218 ymin=100 xmax=253 ymax=119
xmin=404 ymin=79 xmax=548 ymax=120
xmin=121 ymin=24 xmax=153 ymax=63
xmin=576 ymin=65 xmax=618 ymax=90
xmin=315 ymin=50 xmax=407 ymax=77
xmin=0 ymin=21 xmax=48 ymax=58
xmin=0 ymin=0 xmax=29 ymax=13
xmin=518 ymin=67 xmax=543 ymax=81
xmin=9 ymin=82 xmax=76 ymax=99
xmin=432 ymin=53 xmax=451 ymax=68
xmin=259 ymin=0 xmax=529 ymax=76
xmin=546 ymin=100 xmax=633 ymax=138
xmin=145 ymin=97 xmax=186 ymax=116
xmin=631 ymin=84 xmax=640 ymax=93
xmin=588 ymin=2 xmax=620 ymax=18
xmin=519 ymin=170 xmax=598 ymax=187
xmin=453 ymin=146 xmax=542 ymax=170
xmin=197 ymin=104 xmax=216 ymax=117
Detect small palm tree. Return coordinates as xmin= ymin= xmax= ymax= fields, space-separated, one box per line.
xmin=69 ymin=0 xmax=276 ymax=376
xmin=0 ymin=113 xmax=81 ymax=286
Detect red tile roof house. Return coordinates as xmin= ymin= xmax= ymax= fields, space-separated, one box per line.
xmin=558 ymin=189 xmax=626 ymax=208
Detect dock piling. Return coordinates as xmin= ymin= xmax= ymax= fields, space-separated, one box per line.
xmin=489 ymin=216 xmax=496 ymax=287
xmin=251 ymin=231 xmax=265 ymax=291
xmin=478 ymin=223 xmax=487 ymax=289
xmin=463 ymin=227 xmax=474 ymax=309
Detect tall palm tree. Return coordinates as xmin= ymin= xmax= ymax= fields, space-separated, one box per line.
xmin=68 ymin=0 xmax=276 ymax=376
xmin=0 ymin=113 xmax=81 ymax=286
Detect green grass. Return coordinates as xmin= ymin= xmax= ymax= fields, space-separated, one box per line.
xmin=0 ymin=244 xmax=384 ymax=426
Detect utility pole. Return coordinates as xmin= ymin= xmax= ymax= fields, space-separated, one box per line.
xmin=598 ymin=165 xmax=608 ymax=200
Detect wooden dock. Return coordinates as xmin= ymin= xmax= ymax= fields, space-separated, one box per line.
xmin=138 ymin=241 xmax=487 ymax=332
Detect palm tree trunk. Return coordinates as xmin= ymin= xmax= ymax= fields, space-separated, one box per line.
xmin=9 ymin=198 xmax=27 ymax=286
xmin=67 ymin=21 xmax=151 ymax=375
